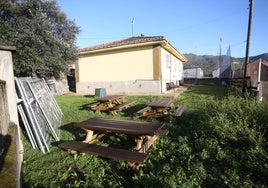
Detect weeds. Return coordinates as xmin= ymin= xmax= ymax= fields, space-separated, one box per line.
xmin=21 ymin=85 xmax=268 ymax=187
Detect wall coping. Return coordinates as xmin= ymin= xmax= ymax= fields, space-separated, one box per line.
xmin=0 ymin=45 xmax=16 ymax=51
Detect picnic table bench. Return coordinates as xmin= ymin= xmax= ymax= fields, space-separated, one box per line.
xmin=137 ymin=98 xmax=186 ymax=120
xmin=58 ymin=118 xmax=168 ymax=170
xmin=58 ymin=141 xmax=149 ymax=166
xmin=111 ymin=100 xmax=136 ymax=115
xmin=166 ymin=82 xmax=179 ymax=90
xmin=173 ymin=105 xmax=186 ymax=117
xmin=136 ymin=106 xmax=151 ymax=116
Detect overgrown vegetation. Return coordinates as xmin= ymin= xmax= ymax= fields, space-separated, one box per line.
xmin=21 ymin=85 xmax=268 ymax=187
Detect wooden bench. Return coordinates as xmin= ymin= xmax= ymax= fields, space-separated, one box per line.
xmin=136 ymin=106 xmax=151 ymax=116
xmin=166 ymin=82 xmax=179 ymax=90
xmin=111 ymin=100 xmax=136 ymax=112
xmin=173 ymin=105 xmax=186 ymax=117
xmin=155 ymin=129 xmax=169 ymax=136
xmin=58 ymin=140 xmax=149 ymax=168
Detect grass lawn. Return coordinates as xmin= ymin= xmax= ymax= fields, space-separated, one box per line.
xmin=21 ymin=85 xmax=268 ymax=187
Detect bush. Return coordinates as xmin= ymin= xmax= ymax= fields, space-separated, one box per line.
xmin=195 ymin=95 xmax=268 ymax=187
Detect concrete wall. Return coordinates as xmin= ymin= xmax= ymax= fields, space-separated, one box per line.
xmin=0 ymin=46 xmax=22 ymax=188
xmin=76 ymin=80 xmax=161 ymax=95
xmin=183 ymin=78 xmax=221 ymax=85
xmin=0 ymin=49 xmax=19 ymax=125
xmin=0 ymin=80 xmax=9 ymax=151
xmin=0 ymin=80 xmax=9 ymax=133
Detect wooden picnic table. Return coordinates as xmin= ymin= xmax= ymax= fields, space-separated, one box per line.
xmin=97 ymin=95 xmax=125 ymax=103
xmin=90 ymin=95 xmax=131 ymax=115
xmin=58 ymin=118 xmax=168 ymax=169
xmin=75 ymin=118 xmax=166 ymax=151
xmin=148 ymin=97 xmax=175 ymax=108
xmin=137 ymin=97 xmax=175 ymax=120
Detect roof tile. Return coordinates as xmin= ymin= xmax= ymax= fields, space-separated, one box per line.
xmin=79 ymin=36 xmax=166 ymax=52
xmin=262 ymin=61 xmax=268 ymax=68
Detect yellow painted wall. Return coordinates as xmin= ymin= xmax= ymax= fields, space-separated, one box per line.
xmin=78 ymin=46 xmax=154 ymax=82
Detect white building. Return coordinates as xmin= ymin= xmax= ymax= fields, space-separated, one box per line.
xmin=183 ymin=68 xmax=204 ymax=78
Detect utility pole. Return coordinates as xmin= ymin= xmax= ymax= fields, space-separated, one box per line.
xmin=219 ymin=37 xmax=222 ymax=78
xmin=242 ymin=0 xmax=254 ymax=94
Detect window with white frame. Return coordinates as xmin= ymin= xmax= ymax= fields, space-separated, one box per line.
xmin=166 ymin=54 xmax=171 ymax=68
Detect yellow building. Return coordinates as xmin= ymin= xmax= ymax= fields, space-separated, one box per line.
xmin=75 ymin=36 xmax=187 ymax=95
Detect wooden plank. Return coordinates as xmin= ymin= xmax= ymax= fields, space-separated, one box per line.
xmin=58 ymin=141 xmax=149 ymax=164
xmin=155 ymin=129 xmax=169 ymax=136
xmin=149 ymin=98 xmax=174 ymax=108
xmin=97 ymin=95 xmax=124 ymax=102
xmin=173 ymin=105 xmax=186 ymax=117
xmin=136 ymin=106 xmax=151 ymax=115
xmin=137 ymin=135 xmax=158 ymax=153
xmin=112 ymin=100 xmax=136 ymax=110
xmin=74 ymin=118 xmax=163 ymax=136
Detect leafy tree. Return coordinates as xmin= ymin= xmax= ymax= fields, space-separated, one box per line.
xmin=0 ymin=0 xmax=80 ymax=78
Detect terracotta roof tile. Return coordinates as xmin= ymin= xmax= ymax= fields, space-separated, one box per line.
xmin=262 ymin=61 xmax=268 ymax=67
xmin=79 ymin=36 xmax=166 ymax=52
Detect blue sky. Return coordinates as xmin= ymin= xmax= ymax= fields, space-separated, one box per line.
xmin=57 ymin=0 xmax=267 ymax=58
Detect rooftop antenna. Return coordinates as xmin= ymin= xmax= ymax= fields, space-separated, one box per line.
xmin=130 ymin=18 xmax=135 ymax=37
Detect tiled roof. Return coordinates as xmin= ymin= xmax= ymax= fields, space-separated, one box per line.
xmin=262 ymin=61 xmax=268 ymax=68
xmin=79 ymin=36 xmax=167 ymax=52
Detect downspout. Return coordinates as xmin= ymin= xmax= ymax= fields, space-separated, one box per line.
xmin=257 ymin=59 xmax=262 ymax=102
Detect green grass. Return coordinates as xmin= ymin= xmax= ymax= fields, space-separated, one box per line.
xmin=21 ymin=85 xmax=268 ymax=187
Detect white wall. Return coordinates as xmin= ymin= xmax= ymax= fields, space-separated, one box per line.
xmin=184 ymin=68 xmax=204 ymax=78
xmin=160 ymin=48 xmax=183 ymax=91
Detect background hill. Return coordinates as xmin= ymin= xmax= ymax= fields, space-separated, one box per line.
xmin=183 ymin=52 xmax=268 ymax=76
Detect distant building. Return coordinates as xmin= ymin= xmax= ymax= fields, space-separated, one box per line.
xmin=247 ymin=60 xmax=268 ymax=87
xmin=212 ymin=68 xmax=220 ymax=78
xmin=75 ymin=36 xmax=187 ymax=95
xmin=246 ymin=59 xmax=268 ymax=103
xmin=231 ymin=61 xmax=243 ymax=78
xmin=183 ymin=68 xmax=204 ymax=78
xmin=219 ymin=46 xmax=232 ymax=78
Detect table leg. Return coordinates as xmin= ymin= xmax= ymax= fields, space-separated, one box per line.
xmin=114 ymin=97 xmax=125 ymax=105
xmin=82 ymin=129 xmax=105 ymax=143
xmin=94 ymin=103 xmax=112 ymax=114
xmin=138 ymin=135 xmax=159 ymax=153
xmin=83 ymin=129 xmax=94 ymax=143
xmin=135 ymin=136 xmax=144 ymax=151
